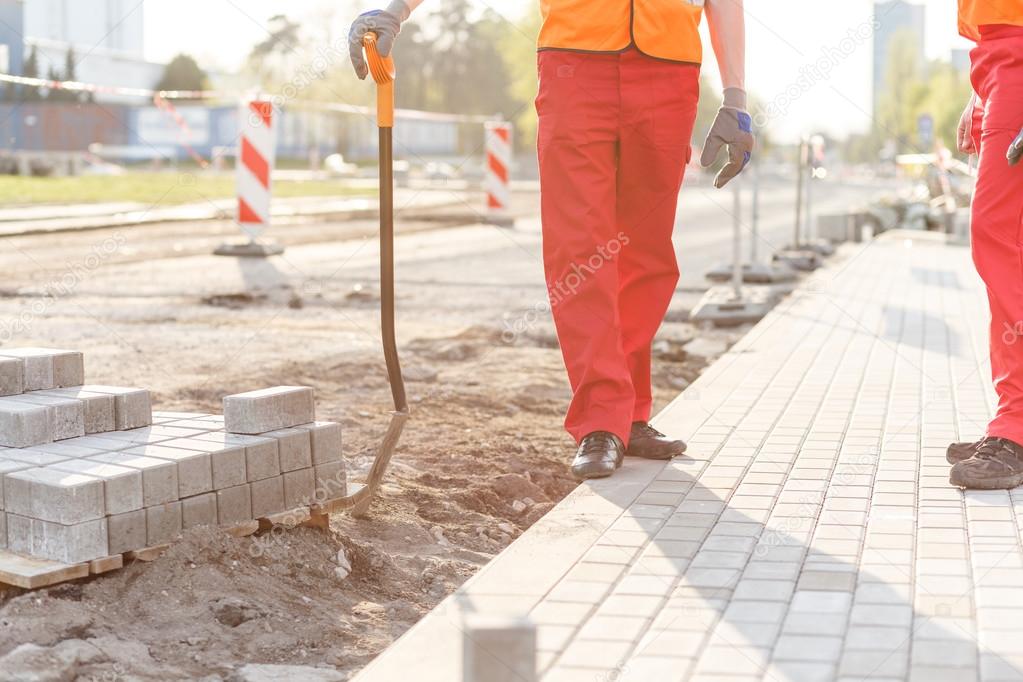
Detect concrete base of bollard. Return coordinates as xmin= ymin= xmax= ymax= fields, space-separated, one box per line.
xmin=213 ymin=240 xmax=285 ymax=258
xmin=690 ymin=285 xmax=777 ymax=327
xmin=462 ymin=615 xmax=536 ymax=682
xmin=705 ymin=261 xmax=799 ymax=285
xmin=773 ymin=248 xmax=822 ymax=271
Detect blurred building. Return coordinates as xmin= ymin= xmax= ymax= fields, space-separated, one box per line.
xmin=950 ymin=48 xmax=971 ymax=77
xmin=0 ymin=0 xmax=162 ymax=103
xmin=873 ymin=1 xmax=926 ymax=113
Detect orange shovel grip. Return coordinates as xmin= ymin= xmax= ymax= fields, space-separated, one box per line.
xmin=363 ymin=33 xmax=395 ymax=128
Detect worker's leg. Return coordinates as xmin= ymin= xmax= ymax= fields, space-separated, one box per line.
xmin=537 ymin=51 xmax=633 ymax=445
xmin=616 ymin=49 xmax=700 ymax=423
xmin=970 ymin=34 xmax=1023 ymax=445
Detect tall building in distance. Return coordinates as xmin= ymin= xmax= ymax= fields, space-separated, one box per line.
xmin=873 ymin=1 xmax=926 ymax=114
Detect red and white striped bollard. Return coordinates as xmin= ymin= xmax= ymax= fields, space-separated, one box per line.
xmin=216 ymin=99 xmax=283 ymax=256
xmin=484 ymin=120 xmax=514 ymax=227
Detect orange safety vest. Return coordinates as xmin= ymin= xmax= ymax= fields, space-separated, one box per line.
xmin=538 ymin=0 xmax=704 ymax=65
xmin=959 ymin=0 xmax=1023 ymax=40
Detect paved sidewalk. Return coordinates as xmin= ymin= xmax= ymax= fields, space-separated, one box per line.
xmin=356 ymin=231 xmax=1022 ymax=682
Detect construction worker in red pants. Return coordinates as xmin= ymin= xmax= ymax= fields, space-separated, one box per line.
xmin=947 ymin=0 xmax=1023 ymax=489
xmin=350 ymin=1 xmax=753 ymax=481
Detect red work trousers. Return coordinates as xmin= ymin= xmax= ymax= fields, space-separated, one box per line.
xmin=536 ymin=48 xmax=699 ymax=446
xmin=969 ymin=26 xmax=1023 ymax=445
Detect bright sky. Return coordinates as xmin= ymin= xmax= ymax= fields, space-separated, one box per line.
xmin=144 ymin=0 xmax=973 ymax=142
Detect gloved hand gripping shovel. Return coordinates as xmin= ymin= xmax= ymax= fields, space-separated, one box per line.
xmin=320 ymin=33 xmax=408 ymax=518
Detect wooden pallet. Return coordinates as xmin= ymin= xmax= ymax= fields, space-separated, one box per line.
xmin=0 ymin=504 xmax=332 ymax=591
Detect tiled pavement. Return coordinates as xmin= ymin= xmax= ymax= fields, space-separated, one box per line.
xmin=356 ymin=232 xmax=1023 ymax=682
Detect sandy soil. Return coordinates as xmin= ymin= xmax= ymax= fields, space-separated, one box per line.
xmin=0 ymin=200 xmax=745 ymax=681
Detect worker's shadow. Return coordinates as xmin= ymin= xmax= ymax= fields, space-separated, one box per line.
xmin=448 ymin=453 xmax=1014 ymax=681
xmin=551 ymin=460 xmax=1009 ymax=681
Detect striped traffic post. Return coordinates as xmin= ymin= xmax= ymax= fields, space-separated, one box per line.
xmin=215 ymin=99 xmax=283 ymax=257
xmin=484 ymin=120 xmax=514 ymax=227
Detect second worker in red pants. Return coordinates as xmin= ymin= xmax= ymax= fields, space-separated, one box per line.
xmin=947 ymin=1 xmax=1023 ymax=489
xmin=349 ymin=0 xmax=753 ymax=480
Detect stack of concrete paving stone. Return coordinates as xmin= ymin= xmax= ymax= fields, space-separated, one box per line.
xmin=0 ymin=351 xmax=345 ymax=567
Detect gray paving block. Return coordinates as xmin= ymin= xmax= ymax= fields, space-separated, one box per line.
xmin=250 ymin=476 xmax=285 ymax=518
xmin=49 ymin=459 xmax=144 ymax=515
xmin=30 ymin=467 xmax=105 ymax=523
xmin=123 ymin=444 xmax=212 ymax=498
xmin=32 ymin=517 xmax=108 ymax=564
xmin=90 ymin=452 xmax=178 ymax=506
xmin=1 ymin=450 xmax=70 ymax=467
xmin=22 ymin=442 xmax=104 ymax=459
xmin=181 ymin=493 xmax=218 ymax=529
xmin=313 ymin=461 xmax=347 ymax=503
xmin=463 ymin=616 xmax=537 ymax=682
xmin=0 ymin=357 xmax=24 ymax=396
xmin=0 ymin=399 xmax=52 ymax=447
xmin=0 ymin=348 xmax=83 ymax=390
xmin=0 ymin=459 xmax=33 ymax=510
xmin=190 ymin=432 xmax=279 ymax=482
xmin=62 ymin=435 xmax=133 ymax=451
xmin=6 ymin=394 xmax=85 ymax=441
xmin=92 ymin=426 xmax=179 ymax=446
xmin=264 ymin=428 xmax=312 ymax=472
xmin=223 ymin=386 xmax=315 ymax=435
xmin=296 ymin=421 xmax=342 ymax=465
xmin=156 ymin=438 xmax=247 ymax=490
xmin=6 ymin=513 xmax=31 ymax=554
xmin=146 ymin=501 xmax=182 ymax=546
xmin=65 ymin=385 xmax=152 ymax=430
xmin=35 ymin=389 xmax=114 ymax=434
xmin=4 ymin=467 xmax=105 ymax=524
xmin=217 ymin=484 xmax=252 ymax=525
xmin=107 ymin=509 xmax=147 ymax=555
xmin=283 ymin=468 xmax=316 ymax=510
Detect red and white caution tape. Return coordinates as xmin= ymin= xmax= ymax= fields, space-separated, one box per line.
xmin=0 ymin=71 xmax=496 ymax=124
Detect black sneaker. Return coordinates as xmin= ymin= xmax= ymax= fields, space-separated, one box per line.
xmin=571 ymin=431 xmax=625 ymax=481
xmin=949 ymin=437 xmax=1023 ymax=490
xmin=947 ymin=440 xmax=982 ymax=464
xmin=627 ymin=422 xmax=687 ymax=460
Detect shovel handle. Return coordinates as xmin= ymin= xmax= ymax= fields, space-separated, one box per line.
xmin=363 ymin=33 xmax=395 ymax=128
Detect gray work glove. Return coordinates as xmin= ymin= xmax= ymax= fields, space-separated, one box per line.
xmin=701 ymin=88 xmax=755 ymax=189
xmin=1009 ymin=127 xmax=1023 ymax=166
xmin=348 ymin=0 xmax=410 ymax=80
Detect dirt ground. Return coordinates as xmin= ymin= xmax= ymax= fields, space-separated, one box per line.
xmin=0 ymin=200 xmax=747 ymax=681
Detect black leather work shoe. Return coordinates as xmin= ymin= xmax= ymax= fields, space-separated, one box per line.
xmin=946 ymin=440 xmax=982 ymax=464
xmin=571 ymin=431 xmax=625 ymax=481
xmin=949 ymin=437 xmax=1023 ymax=490
xmin=627 ymin=422 xmax=687 ymax=460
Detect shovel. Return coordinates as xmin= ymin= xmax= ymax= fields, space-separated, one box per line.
xmin=320 ymin=32 xmax=408 ymax=518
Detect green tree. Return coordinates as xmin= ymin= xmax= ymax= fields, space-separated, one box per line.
xmin=155 ymin=54 xmax=209 ymax=97
xmin=47 ymin=47 xmax=81 ymax=102
xmin=247 ymin=14 xmax=302 ymax=86
xmin=19 ymin=45 xmax=41 ymax=102
xmin=875 ymin=28 xmax=926 ymax=153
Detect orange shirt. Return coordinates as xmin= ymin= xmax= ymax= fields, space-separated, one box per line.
xmin=959 ymin=0 xmax=1023 ymax=40
xmin=538 ymin=0 xmax=704 ymax=65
